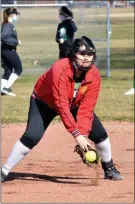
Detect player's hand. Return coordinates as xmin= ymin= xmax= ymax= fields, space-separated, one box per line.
xmin=18 ymin=40 xmax=21 ymax=45
xmin=59 ymin=38 xmax=64 ymax=44
xmin=75 ymin=135 xmax=90 ymax=151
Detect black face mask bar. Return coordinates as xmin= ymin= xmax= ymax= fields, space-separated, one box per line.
xmin=78 ymin=50 xmax=93 ymax=57
xmin=75 ymin=54 xmax=94 ymax=63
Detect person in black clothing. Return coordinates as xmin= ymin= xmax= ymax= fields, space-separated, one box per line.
xmin=1 ymin=7 xmax=22 ymax=96
xmin=56 ymin=6 xmax=77 ymax=59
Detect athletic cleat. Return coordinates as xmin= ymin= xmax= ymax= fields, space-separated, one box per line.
xmin=1 ymin=87 xmax=16 ymax=97
xmin=104 ymin=166 xmax=124 ymax=180
xmin=1 ymin=170 xmax=7 ymax=182
xmin=1 ymin=92 xmax=6 ymax=96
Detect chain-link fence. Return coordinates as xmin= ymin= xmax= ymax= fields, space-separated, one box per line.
xmin=1 ymin=1 xmax=111 ymax=76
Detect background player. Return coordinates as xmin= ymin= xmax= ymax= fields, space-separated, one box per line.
xmin=1 ymin=7 xmax=22 ymax=96
xmin=56 ymin=6 xmax=77 ymax=59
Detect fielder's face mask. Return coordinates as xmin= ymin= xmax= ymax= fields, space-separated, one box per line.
xmin=72 ymin=36 xmax=97 ymax=71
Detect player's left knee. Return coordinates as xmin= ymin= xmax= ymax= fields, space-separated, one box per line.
xmin=89 ymin=131 xmax=108 ymax=144
xmin=14 ymin=63 xmax=23 ymax=76
xmin=94 ymin=132 xmax=108 ymax=144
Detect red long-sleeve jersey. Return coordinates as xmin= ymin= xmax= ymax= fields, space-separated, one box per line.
xmin=33 ymin=58 xmax=101 ymax=137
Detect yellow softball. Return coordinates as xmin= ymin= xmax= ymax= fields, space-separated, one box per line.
xmin=85 ymin=150 xmax=97 ymax=162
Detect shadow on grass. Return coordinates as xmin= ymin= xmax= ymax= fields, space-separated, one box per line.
xmin=110 ymin=48 xmax=134 ymax=69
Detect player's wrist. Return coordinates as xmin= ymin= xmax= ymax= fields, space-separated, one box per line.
xmin=72 ymin=129 xmax=80 ymax=138
xmin=59 ymin=38 xmax=64 ymax=44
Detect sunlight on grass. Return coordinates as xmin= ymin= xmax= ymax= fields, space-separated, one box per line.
xmin=2 ymin=69 xmax=134 ymax=123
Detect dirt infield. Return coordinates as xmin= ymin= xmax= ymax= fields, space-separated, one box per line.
xmin=1 ymin=122 xmax=134 ymax=203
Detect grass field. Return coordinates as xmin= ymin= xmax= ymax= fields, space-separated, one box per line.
xmin=1 ymin=7 xmax=134 ymax=123
xmin=2 ymin=69 xmax=134 ymax=123
xmin=4 ymin=6 xmax=133 ymax=70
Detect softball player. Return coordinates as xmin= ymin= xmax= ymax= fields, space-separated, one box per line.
xmin=56 ymin=6 xmax=77 ymax=59
xmin=1 ymin=36 xmax=123 ymax=182
xmin=1 ymin=7 xmax=22 ymax=96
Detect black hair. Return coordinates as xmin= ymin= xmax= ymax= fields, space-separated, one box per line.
xmin=59 ymin=6 xmax=73 ymax=18
xmin=73 ymin=36 xmax=96 ymax=55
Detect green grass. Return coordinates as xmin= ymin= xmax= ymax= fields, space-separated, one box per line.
xmin=2 ymin=69 xmax=134 ymax=123
xmin=110 ymin=8 xmax=134 ymax=69
xmin=1 ymin=8 xmax=134 ymax=123
xmin=95 ymin=69 xmax=134 ymax=122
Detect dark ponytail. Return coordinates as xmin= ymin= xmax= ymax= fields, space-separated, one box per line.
xmin=3 ymin=9 xmax=9 ymax=24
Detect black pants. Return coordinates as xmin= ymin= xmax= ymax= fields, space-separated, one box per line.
xmin=20 ymin=97 xmax=108 ymax=149
xmin=1 ymin=49 xmax=23 ymax=80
